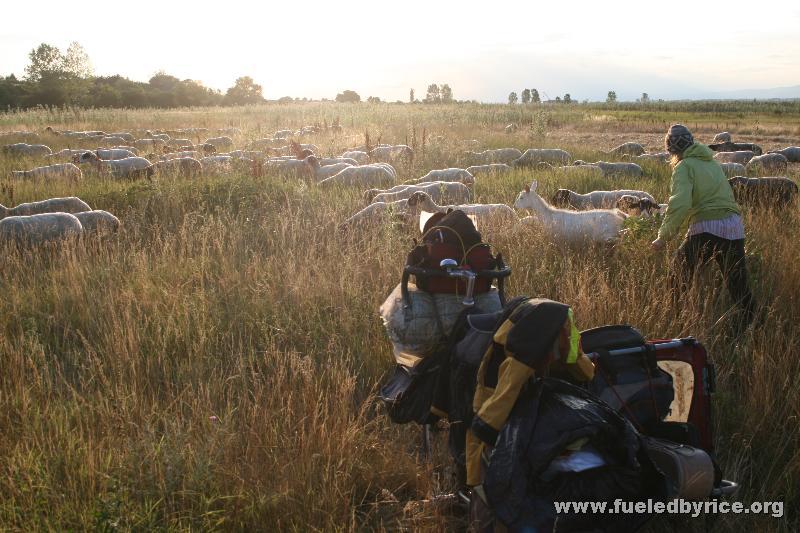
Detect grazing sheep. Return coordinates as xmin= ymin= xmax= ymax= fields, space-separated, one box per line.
xmin=318 ymin=164 xmax=396 ymax=188
xmin=767 ymin=146 xmax=800 ymax=163
xmin=339 ymin=198 xmax=416 ymax=229
xmin=154 ymin=157 xmax=203 ymax=178
xmin=46 ymin=148 xmax=91 ymax=162
xmin=166 ymin=138 xmax=193 ymax=148
xmin=511 ymin=148 xmax=572 ymax=167
xmin=608 ymin=142 xmax=646 ymax=156
xmin=465 ymin=148 xmax=523 ymax=165
xmin=713 ymin=151 xmax=755 ymax=164
xmin=78 ymin=148 xmax=138 ymax=161
xmin=217 ymin=127 xmax=241 ymax=136
xmin=318 ymin=157 xmax=359 ymax=167
xmin=247 ymin=138 xmax=283 ymax=150
xmin=514 ymin=180 xmax=626 ymax=243
xmin=615 ymin=195 xmax=667 ymax=218
xmin=538 ymin=162 xmax=604 ymax=178
xmin=626 ymin=152 xmax=670 ymax=163
xmin=107 ymin=132 xmax=135 ymax=143
xmin=273 ymin=129 xmax=294 ymax=140
xmin=465 ymin=164 xmax=512 ymax=177
xmin=0 ymin=213 xmax=83 ymax=245
xmin=341 ymin=150 xmax=370 ymax=163
xmin=504 ymin=123 xmax=518 ymax=134
xmin=74 ymin=210 xmax=121 ymax=235
xmin=78 ymin=152 xmax=154 ymax=179
xmin=712 ymin=132 xmax=732 ymax=143
xmin=11 ymin=163 xmax=82 ymax=181
xmin=746 ymin=153 xmax=789 ymax=175
xmin=718 ymin=162 xmax=746 ymax=177
xmin=406 ymin=191 xmax=517 ymax=226
xmin=709 ymin=141 xmax=762 ymax=155
xmin=203 ymin=136 xmax=234 ymax=150
xmin=265 ymin=157 xmax=313 ymax=178
xmin=304 ymin=156 xmax=353 ymax=181
xmin=160 ymin=151 xmax=202 ymax=161
xmin=369 ymin=144 xmax=414 ymax=163
xmin=728 ymin=176 xmax=798 ymax=207
xmin=226 ymin=150 xmax=268 ymax=161
xmin=551 ymin=189 xmax=656 ymax=210
xmin=133 ymin=138 xmax=167 ymax=151
xmin=366 ymin=181 xmax=472 ymax=205
xmin=418 ymin=168 xmax=475 ymax=185
xmin=3 ymin=143 xmax=53 ymax=157
xmin=577 ymin=160 xmax=643 ymax=178
xmin=0 ymin=197 xmax=91 ymax=218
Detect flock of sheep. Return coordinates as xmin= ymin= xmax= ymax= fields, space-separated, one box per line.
xmin=1 ymin=125 xmax=798 ymax=247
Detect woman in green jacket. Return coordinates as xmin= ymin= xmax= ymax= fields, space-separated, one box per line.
xmin=652 ymin=124 xmax=755 ymax=329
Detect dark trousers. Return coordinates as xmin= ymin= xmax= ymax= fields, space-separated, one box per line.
xmin=672 ymin=233 xmax=755 ymax=327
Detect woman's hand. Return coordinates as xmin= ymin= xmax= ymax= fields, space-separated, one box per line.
xmin=651 ymin=237 xmax=666 ymax=251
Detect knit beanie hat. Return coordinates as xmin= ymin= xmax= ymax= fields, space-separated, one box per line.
xmin=665 ymin=124 xmax=694 ymax=154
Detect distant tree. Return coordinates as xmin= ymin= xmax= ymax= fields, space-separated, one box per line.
xmin=508 ymin=92 xmax=518 ymax=104
xmin=149 ymin=71 xmax=180 ymax=91
xmin=530 ymin=89 xmax=540 ymax=103
xmin=441 ymin=84 xmax=453 ymax=103
xmin=424 ymin=83 xmax=441 ymax=103
xmin=640 ymin=92 xmax=650 ymax=103
xmin=62 ymin=42 xmax=93 ymax=78
xmin=521 ymin=88 xmax=531 ymax=104
xmin=277 ymin=96 xmax=294 ymax=104
xmin=335 ymin=89 xmax=361 ymax=103
xmin=555 ymin=96 xmax=561 ymax=102
xmin=225 ymin=76 xmax=265 ymax=105
xmin=367 ymin=96 xmax=381 ymax=103
xmin=606 ymin=90 xmax=617 ymax=103
xmin=409 ymin=88 xmax=415 ymax=103
xmin=563 ymin=93 xmax=572 ymax=104
xmin=24 ymin=43 xmax=63 ymax=82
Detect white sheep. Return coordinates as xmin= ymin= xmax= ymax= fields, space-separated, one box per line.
xmin=78 ymin=153 xmax=154 ymax=179
xmin=465 ymin=164 xmax=512 ymax=177
xmin=577 ymin=160 xmax=643 ymax=178
xmin=166 ymin=138 xmax=193 ymax=148
xmin=107 ymin=132 xmax=135 ymax=143
xmin=305 ymin=156 xmax=353 ymax=181
xmin=718 ymin=162 xmax=746 ymax=178
xmin=339 ymin=198 xmax=416 ymax=229
xmin=265 ymin=157 xmax=313 ymax=178
xmin=418 ymin=168 xmax=475 ymax=185
xmin=100 ymin=136 xmax=127 ymax=146
xmin=550 ymin=189 xmax=656 ymax=210
xmin=0 ymin=213 xmax=83 ymax=245
xmin=341 ymin=150 xmax=370 ymax=163
xmin=154 ymin=157 xmax=203 ymax=178
xmin=318 ymin=157 xmax=360 ymax=167
xmin=713 ymin=151 xmax=754 ymax=164
xmin=11 ymin=163 xmax=82 ymax=181
xmin=204 ymin=137 xmax=234 ymax=150
xmin=514 ymin=180 xmax=626 ymax=243
xmin=465 ymin=148 xmax=523 ymax=165
xmin=46 ymin=148 xmax=91 ymax=162
xmin=318 ymin=164 xmax=396 ymax=188
xmin=74 ymin=210 xmax=121 ymax=235
xmin=746 ymin=153 xmax=789 ymax=175
xmin=0 ymin=197 xmax=91 ymax=218
xmin=365 ymin=181 xmax=472 ymax=205
xmin=713 ymin=132 xmax=732 ymax=143
xmin=273 ymin=129 xmax=294 ymax=140
xmin=512 ymin=148 xmax=572 ymax=167
xmin=406 ymin=191 xmax=517 ymax=227
xmin=145 ymin=131 xmax=171 ymax=143
xmin=3 ymin=143 xmax=53 ymax=157
xmin=160 ymin=151 xmax=202 ymax=161
xmin=607 ymin=142 xmax=646 ymax=156
xmin=217 ymin=127 xmax=242 ymax=136
xmin=80 ymin=148 xmax=138 ymax=161
xmin=369 ymin=144 xmax=414 ymax=163
xmin=133 ymin=138 xmax=167 ymax=151
xmin=767 ymin=146 xmax=800 ymax=163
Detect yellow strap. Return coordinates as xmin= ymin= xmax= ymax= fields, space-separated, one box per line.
xmin=566 ymin=308 xmax=580 ymax=364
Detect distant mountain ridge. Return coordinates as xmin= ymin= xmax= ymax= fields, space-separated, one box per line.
xmin=702 ymin=85 xmax=800 ymax=100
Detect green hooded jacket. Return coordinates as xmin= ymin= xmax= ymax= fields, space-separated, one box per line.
xmin=658 ymin=142 xmax=741 ymax=240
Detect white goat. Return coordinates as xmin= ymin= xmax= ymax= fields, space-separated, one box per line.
xmin=339 ymin=198 xmax=416 ymax=229
xmin=406 ymin=191 xmax=517 ymax=226
xmin=341 ymin=150 xmax=370 ymax=163
xmin=512 ymin=148 xmax=572 ymax=167
xmin=514 ymin=180 xmax=626 ymax=243
xmin=417 ymin=168 xmax=475 ymax=185
xmin=11 ymin=163 xmax=82 ymax=181
xmin=465 ymin=164 xmax=512 ymax=177
xmin=365 ymin=181 xmax=472 ymax=205
xmin=203 ymin=136 xmax=234 ymax=150
xmin=713 ymin=151 xmax=754 ymax=164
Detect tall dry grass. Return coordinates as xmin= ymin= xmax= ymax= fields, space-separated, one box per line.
xmin=0 ymin=103 xmax=798 ymax=531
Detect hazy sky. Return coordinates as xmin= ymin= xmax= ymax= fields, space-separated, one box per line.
xmin=2 ymin=0 xmax=799 ymax=102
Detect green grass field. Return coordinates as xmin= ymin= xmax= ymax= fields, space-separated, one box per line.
xmin=1 ymin=102 xmax=798 ymax=531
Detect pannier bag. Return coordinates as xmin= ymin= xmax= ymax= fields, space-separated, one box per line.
xmin=583 ymin=325 xmax=675 ymax=432
xmin=380 ymin=282 xmax=502 ymax=366
xmin=643 ymin=437 xmax=715 ymax=500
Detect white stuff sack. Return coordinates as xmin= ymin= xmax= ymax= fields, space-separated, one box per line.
xmin=380 ymin=282 xmax=502 ymax=366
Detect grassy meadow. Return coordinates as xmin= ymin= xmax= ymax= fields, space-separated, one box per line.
xmin=1 ymin=102 xmax=799 ymax=531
